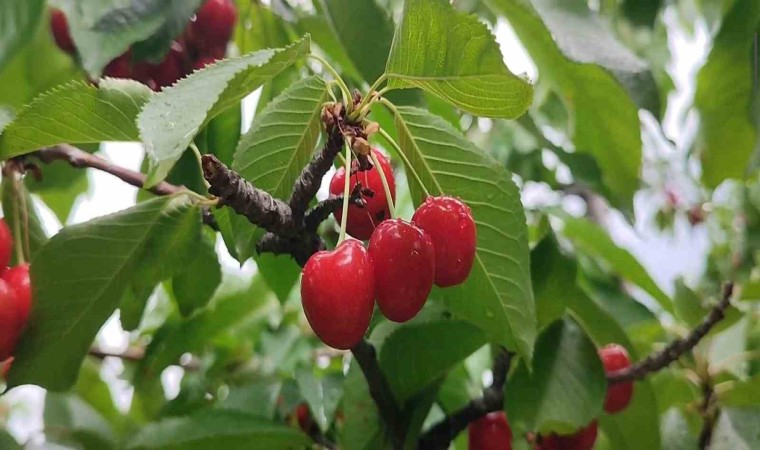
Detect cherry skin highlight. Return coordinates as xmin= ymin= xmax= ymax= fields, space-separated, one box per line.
xmin=368 ymin=220 xmax=434 ymax=322
xmin=50 ymin=9 xmax=75 ymax=54
xmin=188 ymin=0 xmax=237 ymax=51
xmin=3 ymin=264 xmax=31 ymax=326
xmin=0 ymin=280 xmax=20 ymax=361
xmin=329 ymin=149 xmax=396 ymax=240
xmin=599 ymin=344 xmax=634 ymax=413
xmin=0 ymin=219 xmax=12 ymax=273
xmin=411 ymin=196 xmax=476 ymax=287
xmin=468 ymin=411 xmax=512 ymax=450
xmin=540 ymin=421 xmax=598 ymax=450
xmin=300 ymin=240 xmax=375 ymax=349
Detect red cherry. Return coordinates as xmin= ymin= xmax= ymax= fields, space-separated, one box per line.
xmin=329 ymin=149 xmax=396 ymax=240
xmin=368 ymin=220 xmax=434 ymax=322
xmin=187 ymin=0 xmax=237 ymax=52
xmin=295 ymin=403 xmax=312 ymax=432
xmin=0 ymin=279 xmax=21 ymax=361
xmin=50 ymin=9 xmax=75 ymax=54
xmin=193 ymin=56 xmax=218 ymax=70
xmin=301 ymin=240 xmax=375 ymax=349
xmin=599 ymin=344 xmax=634 ymax=413
xmin=411 ymin=196 xmax=476 ymax=287
xmin=3 ymin=264 xmax=31 ymax=326
xmin=152 ymin=42 xmax=188 ymax=88
xmin=103 ymin=53 xmax=133 ymax=79
xmin=0 ymin=219 xmax=12 ymax=273
xmin=468 ymin=412 xmax=512 ymax=450
xmin=540 ymin=421 xmax=598 ymax=450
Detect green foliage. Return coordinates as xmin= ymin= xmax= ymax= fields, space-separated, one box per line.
xmin=295 ymin=368 xmax=344 ymax=432
xmin=711 ymin=408 xmax=760 ymax=450
xmin=0 ymin=0 xmax=45 ymax=72
xmin=386 ymin=0 xmax=533 ymax=118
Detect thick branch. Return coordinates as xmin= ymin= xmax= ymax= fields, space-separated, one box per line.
xmin=418 ymin=349 xmax=513 ymax=449
xmin=256 ymin=232 xmax=325 ymax=267
xmin=34 ymin=144 xmax=182 ymax=196
xmin=289 ymin=130 xmax=344 ymax=217
xmin=608 ymin=283 xmax=734 ymax=384
xmin=202 ymin=154 xmax=298 ymax=236
xmin=351 ymin=339 xmax=406 ymax=450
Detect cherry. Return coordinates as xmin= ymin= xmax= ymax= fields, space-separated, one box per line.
xmin=50 ymin=9 xmax=75 ymax=54
xmin=0 ymin=279 xmax=21 ymax=361
xmin=301 ymin=240 xmax=375 ymax=349
xmin=411 ymin=196 xmax=476 ymax=287
xmin=539 ymin=421 xmax=598 ymax=450
xmin=329 ymin=149 xmax=396 ymax=240
xmin=0 ymin=219 xmax=12 ymax=273
xmin=103 ymin=53 xmax=133 ymax=79
xmin=368 ymin=220 xmax=434 ymax=322
xmin=599 ymin=344 xmax=634 ymax=413
xmin=295 ymin=403 xmax=313 ymax=432
xmin=3 ymin=264 xmax=31 ymax=326
xmin=187 ymin=0 xmax=237 ymax=52
xmin=193 ymin=56 xmax=218 ymax=70
xmin=151 ymin=42 xmax=188 ymax=88
xmin=468 ymin=412 xmax=512 ymax=450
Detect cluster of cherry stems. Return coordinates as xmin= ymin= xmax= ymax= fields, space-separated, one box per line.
xmin=0 ymin=220 xmax=33 ymax=380
xmin=50 ymin=0 xmax=237 ymax=90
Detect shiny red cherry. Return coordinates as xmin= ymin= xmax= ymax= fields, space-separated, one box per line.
xmin=540 ymin=421 xmax=598 ymax=450
xmin=301 ymin=240 xmax=375 ymax=349
xmin=329 ymin=149 xmax=396 ymax=240
xmin=187 ymin=0 xmax=237 ymax=52
xmin=103 ymin=53 xmax=133 ymax=79
xmin=152 ymin=42 xmax=188 ymax=88
xmin=599 ymin=344 xmax=634 ymax=413
xmin=411 ymin=196 xmax=476 ymax=287
xmin=50 ymin=9 xmax=75 ymax=54
xmin=0 ymin=279 xmax=21 ymax=361
xmin=0 ymin=219 xmax=12 ymax=274
xmin=368 ymin=220 xmax=434 ymax=322
xmin=3 ymin=264 xmax=31 ymax=327
xmin=468 ymin=412 xmax=512 ymax=450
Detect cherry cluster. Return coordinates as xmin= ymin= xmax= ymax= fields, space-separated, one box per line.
xmin=50 ymin=0 xmax=237 ymax=91
xmin=467 ymin=344 xmax=634 ymax=449
xmin=300 ymin=149 xmax=477 ymax=349
xmin=0 ymin=219 xmax=33 ymax=379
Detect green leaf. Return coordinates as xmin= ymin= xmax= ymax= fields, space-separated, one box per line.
xmin=0 ymin=0 xmax=45 ymax=73
xmin=0 ymin=79 xmax=153 ymax=159
xmin=138 ymin=37 xmax=310 ymax=187
xmin=320 ymin=0 xmax=395 ymax=83
xmin=172 ymin=229 xmax=222 ymax=316
xmin=195 ymin=105 xmax=242 ymax=167
xmin=340 ymin=363 xmax=389 ymax=450
xmin=674 ymin=278 xmax=709 ymax=328
xmin=126 ymin=410 xmax=309 ymax=450
xmin=219 ymin=380 xmax=282 ymax=419
xmin=1 ymin=176 xmax=48 ymax=264
xmin=378 ymin=314 xmax=486 ymax=403
xmin=7 ymin=195 xmax=200 ymax=391
xmin=557 ymin=215 xmax=673 ymax=312
xmin=296 ymin=14 xmax=362 ymax=82
xmin=295 ymin=368 xmax=343 ymax=432
xmin=711 ymin=408 xmax=760 ymax=450
xmin=385 ymin=0 xmax=533 ymax=118
xmin=44 ymin=392 xmax=117 ymax=450
xmin=505 ymin=317 xmax=606 ymax=435
xmin=490 ymin=0 xmax=644 ymax=209
xmin=229 ymin=75 xmax=330 ymax=258
xmin=531 ymin=236 xmax=572 ymax=330
xmin=695 ymin=0 xmax=760 ymax=188
xmin=0 ymin=430 xmax=21 ymax=450
xmin=256 ymin=252 xmax=300 ymax=304
xmin=235 ymin=1 xmax=290 ymax=55
xmin=26 ymin=158 xmax=89 ymax=224
xmin=719 ymin=374 xmax=760 ymax=407
xmin=391 ymin=105 xmax=536 ymax=362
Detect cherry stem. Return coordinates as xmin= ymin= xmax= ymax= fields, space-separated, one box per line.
xmin=190 ymin=142 xmax=211 ymax=190
xmin=308 ymin=54 xmax=352 ymax=112
xmin=337 ymin=143 xmax=352 ymax=244
xmin=350 ymin=74 xmax=388 ymax=120
xmin=376 ymin=123 xmax=431 ymax=198
xmin=17 ymin=178 xmax=31 ymax=262
xmin=10 ymin=176 xmax=25 ymax=265
xmin=370 ymin=150 xmax=395 ymax=219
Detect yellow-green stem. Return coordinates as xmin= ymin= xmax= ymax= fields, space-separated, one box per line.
xmin=370 ymin=151 xmax=395 ymax=219
xmin=308 ymin=54 xmax=352 ymax=111
xmin=375 ymin=103 xmax=431 ymax=198
xmin=337 ymin=143 xmax=353 ymax=244
xmin=190 ymin=142 xmax=211 ymax=190
xmin=11 ymin=176 xmax=25 ymax=264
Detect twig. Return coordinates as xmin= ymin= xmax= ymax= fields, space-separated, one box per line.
xmin=698 ymin=381 xmax=717 ymax=450
xmin=289 ymin=130 xmax=345 ymax=219
xmin=608 ymin=283 xmax=734 ymax=384
xmin=418 ymin=349 xmax=513 ymax=449
xmin=87 ymin=346 xmax=201 ymax=371
xmin=351 ymin=339 xmax=406 ymax=450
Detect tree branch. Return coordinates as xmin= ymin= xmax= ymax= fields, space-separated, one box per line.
xmin=698 ymin=380 xmax=717 ymax=450
xmin=608 ymin=282 xmax=734 ymax=384
xmin=418 ymin=349 xmax=513 ymax=449
xmin=351 ymin=339 xmax=406 ymax=450
xmin=288 ymin=130 xmax=344 ymax=219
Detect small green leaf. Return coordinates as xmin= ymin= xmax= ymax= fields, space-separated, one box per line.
xmin=0 ymin=0 xmax=45 ymax=73
xmin=711 ymin=408 xmax=760 ymax=450
xmin=138 ymin=37 xmax=310 ymax=187
xmin=695 ymin=0 xmax=760 ymax=188
xmin=172 ymin=229 xmax=222 ymax=316
xmin=44 ymin=392 xmax=117 ymax=449
xmin=557 ymin=215 xmax=673 ymax=312
xmin=391 ymin=106 xmax=536 ymax=363
xmin=674 ymin=278 xmax=709 ymax=328
xmin=0 ymin=79 xmax=153 ymax=158
xmin=295 ymin=368 xmax=344 ymax=432
xmin=256 ymin=252 xmax=300 ymax=304
xmin=8 ymin=195 xmax=200 ymax=391
xmin=385 ymin=0 xmax=533 ymax=118
xmin=505 ymin=317 xmax=606 ymax=435
xmin=126 ymin=410 xmax=309 ymax=449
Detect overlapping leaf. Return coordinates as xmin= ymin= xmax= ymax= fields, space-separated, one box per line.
xmin=391 ymin=106 xmax=536 ymax=362
xmin=138 ymin=36 xmax=310 ymax=187
xmin=0 ymin=79 xmax=152 ymax=158
xmin=385 ymin=0 xmax=533 ymax=118
xmin=0 ymin=0 xmax=45 ymax=73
